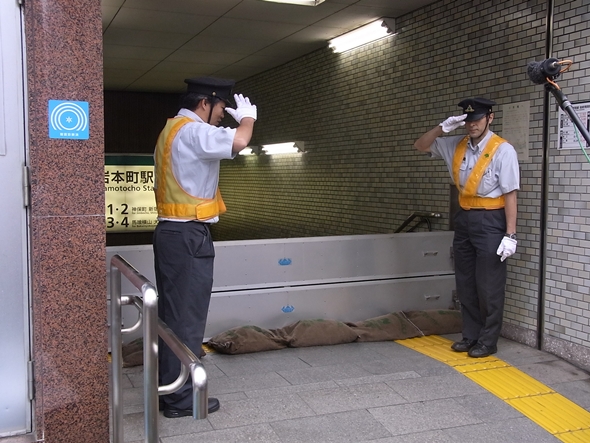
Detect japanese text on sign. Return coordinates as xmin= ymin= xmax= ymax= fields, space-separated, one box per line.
xmin=558 ymin=101 xmax=590 ymax=150
xmin=105 ymin=164 xmax=158 ymax=232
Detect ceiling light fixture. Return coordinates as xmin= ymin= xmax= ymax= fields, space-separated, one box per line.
xmin=241 ymin=142 xmax=305 ymax=155
xmin=262 ymin=142 xmax=305 ymax=155
xmin=329 ymin=18 xmax=396 ymax=53
xmin=240 ymin=147 xmax=256 ymax=156
xmin=260 ymin=0 xmax=325 ymax=6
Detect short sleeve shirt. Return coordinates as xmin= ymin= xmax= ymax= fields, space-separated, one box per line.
xmin=429 ymin=130 xmax=520 ymax=198
xmin=157 ymin=108 xmax=237 ymax=222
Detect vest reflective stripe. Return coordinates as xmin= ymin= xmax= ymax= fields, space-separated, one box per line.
xmin=154 ymin=117 xmax=226 ymax=221
xmin=452 ymin=134 xmax=506 ymax=210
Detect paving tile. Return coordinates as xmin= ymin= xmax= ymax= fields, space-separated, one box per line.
xmin=277 ymin=362 xmax=373 ymax=385
xmin=385 ymin=373 xmax=486 ymax=402
xmin=495 ymin=339 xmax=560 ymax=367
xmin=116 ymin=339 xmax=590 ymax=443
xmin=206 ymin=394 xmax=316 ymax=429
xmin=123 ymin=386 xmax=146 ymax=407
xmin=211 ymin=353 xmax=311 ymax=376
xmin=208 ymin=371 xmax=292 ymax=395
xmin=121 ymin=411 xmax=212 ymax=442
xmin=452 ymin=392 xmax=524 ymax=422
xmin=160 ymin=423 xmax=282 ymax=443
xmin=357 ymin=430 xmax=455 ymax=443
xmin=368 ymin=398 xmax=482 ymax=435
xmin=283 ymin=342 xmax=391 ymax=367
xmin=270 ymin=409 xmax=392 ymax=443
xmin=297 ymin=382 xmax=407 ymax=414
xmin=358 ymin=356 xmax=449 ymax=375
xmin=158 ymin=412 xmax=214 ymax=438
xmin=441 ymin=416 xmax=561 ymax=442
xmin=516 ymin=358 xmax=590 ymax=386
xmin=336 ymin=370 xmax=421 ymax=387
xmin=245 ymin=381 xmax=339 ymax=399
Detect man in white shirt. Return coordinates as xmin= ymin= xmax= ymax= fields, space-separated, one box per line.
xmin=153 ymin=77 xmax=256 ymax=417
xmin=413 ymin=98 xmax=519 ymax=358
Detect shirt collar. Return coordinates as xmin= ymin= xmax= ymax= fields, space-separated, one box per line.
xmin=177 ymin=108 xmax=204 ymax=123
xmin=468 ymin=130 xmax=494 ymax=153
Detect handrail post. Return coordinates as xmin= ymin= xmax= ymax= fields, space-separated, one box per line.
xmin=109 ymin=253 xmax=209 ymax=443
xmin=191 ymin=363 xmax=208 ymax=419
xmin=142 ymin=286 xmax=159 ymax=443
xmin=110 ymin=264 xmax=124 ymax=443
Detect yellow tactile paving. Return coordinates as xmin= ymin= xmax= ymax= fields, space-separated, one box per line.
xmin=201 ymin=343 xmax=216 ymax=354
xmin=396 ymin=336 xmax=590 ymax=443
xmin=465 ymin=366 xmax=554 ymax=399
xmin=558 ymin=429 xmax=590 ymax=443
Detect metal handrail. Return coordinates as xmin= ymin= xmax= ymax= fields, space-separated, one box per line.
xmin=110 ymin=254 xmax=208 ymax=443
xmin=394 ymin=211 xmax=442 ymax=233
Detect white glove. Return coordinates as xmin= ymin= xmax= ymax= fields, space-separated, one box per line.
xmin=225 ymin=94 xmax=257 ymax=123
xmin=496 ymin=237 xmax=517 ymax=262
xmin=439 ymin=114 xmax=467 ymax=133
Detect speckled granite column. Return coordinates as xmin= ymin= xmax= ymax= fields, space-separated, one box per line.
xmin=23 ymin=0 xmax=108 ymax=442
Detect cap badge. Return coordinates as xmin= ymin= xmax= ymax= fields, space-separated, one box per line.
xmin=465 ymin=105 xmax=475 ymax=113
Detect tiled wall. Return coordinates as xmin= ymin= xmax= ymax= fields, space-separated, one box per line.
xmin=543 ymin=0 xmax=590 ymax=351
xmin=211 ymin=0 xmax=590 ymax=367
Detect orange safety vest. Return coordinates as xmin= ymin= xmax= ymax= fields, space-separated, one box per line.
xmin=154 ymin=116 xmax=226 ymax=221
xmin=452 ymin=134 xmax=506 ymax=210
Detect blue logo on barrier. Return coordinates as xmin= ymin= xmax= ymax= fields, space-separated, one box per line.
xmin=49 ymin=100 xmax=89 ymax=139
xmin=282 ymin=305 xmax=295 ymax=313
xmin=278 ymin=258 xmax=292 ymax=266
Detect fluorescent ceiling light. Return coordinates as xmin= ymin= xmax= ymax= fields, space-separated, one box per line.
xmin=242 ymin=142 xmax=305 ymax=155
xmin=329 ymin=18 xmax=396 ymax=53
xmin=260 ymin=0 xmax=325 ymax=5
xmin=262 ymin=142 xmax=304 ymax=155
xmin=240 ymin=147 xmax=256 ymax=156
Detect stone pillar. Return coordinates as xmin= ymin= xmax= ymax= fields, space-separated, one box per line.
xmin=24 ymin=0 xmax=109 ymax=441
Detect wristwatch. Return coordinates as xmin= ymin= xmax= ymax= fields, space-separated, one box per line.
xmin=505 ymin=233 xmax=517 ymax=240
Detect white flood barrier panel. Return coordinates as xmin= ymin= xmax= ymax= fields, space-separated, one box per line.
xmin=106 ymin=231 xmax=455 ymax=340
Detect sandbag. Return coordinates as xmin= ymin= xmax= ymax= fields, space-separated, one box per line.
xmin=402 ymin=309 xmax=462 ymax=336
xmin=122 ymin=338 xmax=144 ymax=368
xmin=347 ymin=312 xmax=421 ymax=342
xmin=277 ymin=319 xmax=359 ymax=347
xmin=208 ymin=325 xmax=288 ymax=355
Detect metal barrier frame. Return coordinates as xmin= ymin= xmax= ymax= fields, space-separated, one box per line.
xmin=110 ymin=254 xmax=208 ymax=443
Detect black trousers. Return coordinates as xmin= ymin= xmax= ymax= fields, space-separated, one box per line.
xmin=453 ymin=208 xmax=507 ymax=347
xmin=153 ymin=220 xmax=214 ymax=409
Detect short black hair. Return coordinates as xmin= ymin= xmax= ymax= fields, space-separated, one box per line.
xmin=179 ymin=92 xmax=222 ymax=111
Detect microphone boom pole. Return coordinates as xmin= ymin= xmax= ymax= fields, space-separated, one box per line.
xmin=528 ymin=58 xmax=590 ymax=147
xmin=546 ymin=83 xmax=590 ymax=147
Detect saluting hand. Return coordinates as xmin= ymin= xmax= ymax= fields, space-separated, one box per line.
xmin=225 ymin=94 xmax=257 ymax=123
xmin=439 ymin=114 xmax=467 ymax=133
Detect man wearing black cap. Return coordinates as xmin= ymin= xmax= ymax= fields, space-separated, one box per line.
xmin=413 ymin=98 xmax=519 ymax=358
xmin=153 ymin=77 xmax=257 ymax=417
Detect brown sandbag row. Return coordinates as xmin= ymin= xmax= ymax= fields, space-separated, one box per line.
xmin=207 ymin=309 xmax=462 ymax=355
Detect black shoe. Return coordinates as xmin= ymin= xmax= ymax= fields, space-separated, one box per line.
xmin=468 ymin=343 xmax=497 ymax=358
xmin=163 ymin=398 xmax=220 ymax=418
xmin=450 ymin=338 xmax=478 ymax=352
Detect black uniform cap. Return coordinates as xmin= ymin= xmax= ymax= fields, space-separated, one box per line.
xmin=458 ymin=97 xmax=496 ymax=122
xmin=184 ymin=77 xmax=235 ymax=105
